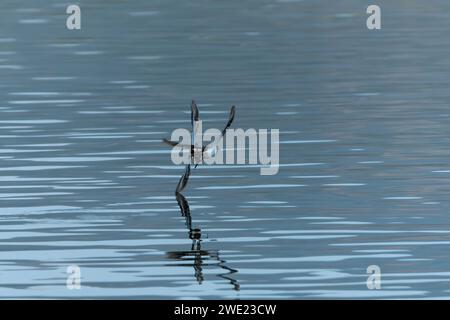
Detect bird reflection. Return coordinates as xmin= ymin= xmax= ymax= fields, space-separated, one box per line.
xmin=166 ymin=165 xmax=240 ymax=291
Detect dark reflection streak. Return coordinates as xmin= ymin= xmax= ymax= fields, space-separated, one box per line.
xmin=166 ymin=165 xmax=240 ymax=291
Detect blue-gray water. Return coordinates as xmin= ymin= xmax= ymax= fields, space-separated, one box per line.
xmin=1 ymin=0 xmax=450 ymax=299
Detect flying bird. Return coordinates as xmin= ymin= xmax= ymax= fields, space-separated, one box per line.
xmin=163 ymin=100 xmax=236 ymax=191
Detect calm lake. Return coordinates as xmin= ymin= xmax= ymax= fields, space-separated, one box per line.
xmin=1 ymin=0 xmax=450 ymax=298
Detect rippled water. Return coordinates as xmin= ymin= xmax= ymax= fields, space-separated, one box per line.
xmin=2 ymin=0 xmax=450 ymax=299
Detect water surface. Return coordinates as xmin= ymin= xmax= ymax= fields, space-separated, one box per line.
xmin=1 ymin=0 xmax=450 ymax=299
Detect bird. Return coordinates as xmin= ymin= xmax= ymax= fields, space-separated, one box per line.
xmin=163 ymin=100 xmax=236 ymax=169
xmin=163 ymin=100 xmax=236 ymax=191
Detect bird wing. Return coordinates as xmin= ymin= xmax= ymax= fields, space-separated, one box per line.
xmin=175 ymin=164 xmax=191 ymax=193
xmin=204 ymin=105 xmax=236 ymax=153
xmin=191 ymin=100 xmax=200 ymax=146
xmin=191 ymin=100 xmax=199 ymax=126
xmin=162 ymin=138 xmax=192 ymax=149
xmin=221 ymin=105 xmax=236 ymax=137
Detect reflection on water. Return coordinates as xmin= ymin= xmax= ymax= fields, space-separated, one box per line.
xmin=167 ymin=189 xmax=240 ymax=291
xmin=2 ymin=0 xmax=450 ymax=299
